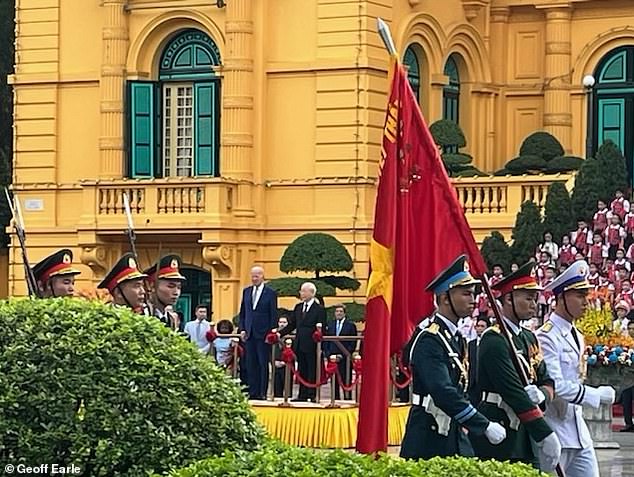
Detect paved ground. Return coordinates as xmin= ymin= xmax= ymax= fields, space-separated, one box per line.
xmin=597 ymin=429 xmax=634 ymax=476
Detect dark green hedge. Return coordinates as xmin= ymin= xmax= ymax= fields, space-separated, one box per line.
xmin=519 ymin=131 xmax=564 ymax=161
xmin=167 ymin=441 xmax=546 ymax=477
xmin=545 ymin=155 xmax=583 ymax=172
xmin=0 ymin=298 xmax=263 ymax=476
xmin=429 ymin=119 xmax=466 ymax=149
xmin=505 ymin=155 xmax=547 ymax=173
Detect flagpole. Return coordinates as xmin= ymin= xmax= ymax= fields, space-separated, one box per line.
xmin=376 ymin=18 xmax=397 ymax=56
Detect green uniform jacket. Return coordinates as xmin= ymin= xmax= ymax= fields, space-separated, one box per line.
xmin=471 ymin=324 xmax=554 ymax=464
xmin=400 ymin=317 xmax=489 ymax=460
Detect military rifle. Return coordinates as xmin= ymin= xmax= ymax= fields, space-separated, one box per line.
xmin=4 ymin=187 xmax=40 ymax=297
xmin=122 ymin=192 xmax=138 ymax=261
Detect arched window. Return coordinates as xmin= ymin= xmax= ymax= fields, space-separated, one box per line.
xmin=442 ymin=55 xmax=460 ymax=124
xmin=403 ymin=44 xmax=421 ymax=101
xmin=592 ymin=46 xmax=634 ymax=185
xmin=128 ymin=29 xmax=222 ymax=178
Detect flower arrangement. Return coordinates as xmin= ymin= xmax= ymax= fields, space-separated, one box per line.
xmin=584 ymin=344 xmax=633 ymax=367
xmin=576 ymin=304 xmax=634 ymax=348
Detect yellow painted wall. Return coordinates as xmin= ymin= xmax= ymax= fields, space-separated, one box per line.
xmin=7 ymin=0 xmax=634 ymax=317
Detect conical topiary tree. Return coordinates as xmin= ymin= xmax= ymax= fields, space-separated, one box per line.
xmin=510 ymin=201 xmax=544 ymax=264
xmin=596 ymin=140 xmax=628 ymax=200
xmin=268 ymin=233 xmax=361 ymax=297
xmin=480 ymin=231 xmax=512 ymax=273
xmin=542 ymin=182 xmax=574 ymax=244
xmin=571 ymin=156 xmax=603 ymax=223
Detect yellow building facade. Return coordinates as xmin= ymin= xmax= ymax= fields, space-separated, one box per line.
xmin=8 ymin=0 xmax=634 ymax=316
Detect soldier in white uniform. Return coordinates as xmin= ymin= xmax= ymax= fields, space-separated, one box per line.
xmin=535 ymin=260 xmax=616 ymax=477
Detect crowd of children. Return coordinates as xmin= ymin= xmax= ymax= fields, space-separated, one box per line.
xmin=472 ymin=189 xmax=634 ymax=336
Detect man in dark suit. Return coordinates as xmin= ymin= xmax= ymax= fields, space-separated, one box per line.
xmin=467 ymin=317 xmax=490 ymax=405
xmin=239 ymin=265 xmax=278 ymax=400
xmin=325 ymin=304 xmax=357 ymax=400
xmin=279 ymin=282 xmax=326 ymax=402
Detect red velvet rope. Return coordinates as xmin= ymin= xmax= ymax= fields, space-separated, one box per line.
xmin=390 ymin=352 xmax=412 ymax=389
xmin=312 ymin=329 xmax=323 ymax=342
xmin=280 ymin=348 xmax=340 ymax=389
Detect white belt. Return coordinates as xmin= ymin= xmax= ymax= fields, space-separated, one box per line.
xmin=482 ymin=391 xmax=520 ymax=430
xmin=412 ymin=393 xmax=451 ymax=436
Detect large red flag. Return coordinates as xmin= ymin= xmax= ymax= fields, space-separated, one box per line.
xmin=356 ymin=58 xmax=486 ymax=453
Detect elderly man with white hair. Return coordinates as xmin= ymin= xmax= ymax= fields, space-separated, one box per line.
xmin=238 ymin=265 xmax=278 ymax=400
xmin=279 ymin=281 xmax=326 ymax=402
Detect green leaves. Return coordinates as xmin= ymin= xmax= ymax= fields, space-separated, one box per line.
xmin=429 ymin=119 xmax=467 ymax=149
xmin=0 ymin=298 xmax=264 ymax=476
xmin=280 ymin=233 xmax=354 ymax=275
xmin=510 ymin=201 xmax=544 ymax=264
xmin=166 ymin=441 xmax=547 ymax=477
xmin=542 ymin=182 xmax=574 ymax=245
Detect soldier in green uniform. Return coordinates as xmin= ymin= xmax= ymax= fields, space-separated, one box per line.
xmin=97 ymin=253 xmax=147 ymax=312
xmin=400 ymin=255 xmax=507 ymax=460
xmin=471 ymin=261 xmax=561 ymax=471
xmin=144 ymin=254 xmax=186 ymax=329
xmin=32 ymin=249 xmax=81 ymax=297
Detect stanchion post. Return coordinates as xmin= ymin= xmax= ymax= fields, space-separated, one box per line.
xmin=268 ymin=343 xmax=276 ymax=401
xmin=328 ymin=355 xmax=339 ymax=408
xmin=280 ymin=338 xmax=293 ymax=408
xmin=315 ymin=323 xmax=322 ymax=403
xmin=354 ymin=353 xmax=361 ymax=404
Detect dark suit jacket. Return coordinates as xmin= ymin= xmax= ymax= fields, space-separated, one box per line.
xmin=279 ymin=300 xmax=326 ymax=353
xmin=324 ymin=318 xmax=357 ymax=356
xmin=238 ymin=284 xmax=278 ymax=340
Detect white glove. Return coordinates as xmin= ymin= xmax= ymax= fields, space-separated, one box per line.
xmin=598 ymin=386 xmax=616 ymax=404
xmin=536 ymin=432 xmax=562 ymax=471
xmin=524 ymin=384 xmax=546 ymax=405
xmin=484 ymin=422 xmax=506 ymax=445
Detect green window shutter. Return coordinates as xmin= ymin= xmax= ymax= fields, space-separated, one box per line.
xmin=128 ymin=81 xmax=156 ymax=178
xmin=194 ymin=81 xmax=219 ymax=176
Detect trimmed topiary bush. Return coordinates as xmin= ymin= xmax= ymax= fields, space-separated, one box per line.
xmin=267 ymin=276 xmax=336 ymax=297
xmin=280 ymin=233 xmax=353 ymax=278
xmin=271 ymin=233 xmax=361 ymax=297
xmin=0 ymin=298 xmax=264 ymax=476
xmin=453 ymin=166 xmax=488 ymax=177
xmin=167 ymin=441 xmax=547 ymax=477
xmin=505 ymin=155 xmax=547 ymax=174
xmin=493 ymin=168 xmax=511 ymax=176
xmin=519 ymin=131 xmax=564 ymax=161
xmin=545 ymin=155 xmax=583 ymax=173
xmin=429 ymin=119 xmax=466 ymax=149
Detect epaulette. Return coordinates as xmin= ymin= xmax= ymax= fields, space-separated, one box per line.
xmin=540 ymin=321 xmax=553 ymax=333
xmin=425 ymin=323 xmax=440 ymax=335
xmin=483 ymin=325 xmax=500 ymax=335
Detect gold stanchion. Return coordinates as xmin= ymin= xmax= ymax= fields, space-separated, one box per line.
xmin=315 ymin=323 xmax=322 ymax=403
xmin=327 ymin=355 xmax=340 ymax=408
xmin=268 ymin=342 xmax=276 ymax=401
xmin=279 ymin=338 xmax=293 ymax=408
xmin=353 ymin=353 xmax=361 ymax=404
